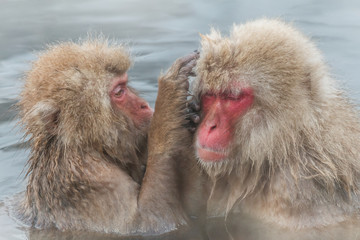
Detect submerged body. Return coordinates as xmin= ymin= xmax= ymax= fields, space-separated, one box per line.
xmin=193 ymin=19 xmax=360 ymax=228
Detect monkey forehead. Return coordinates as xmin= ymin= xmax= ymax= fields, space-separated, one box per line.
xmin=194 ymin=18 xmax=330 ymax=98
xmin=24 ymin=39 xmax=132 ymax=101
xmin=192 ymin=75 xmax=247 ymax=96
xmin=29 ymin=39 xmax=131 ymax=84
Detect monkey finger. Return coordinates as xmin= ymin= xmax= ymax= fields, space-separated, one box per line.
xmin=188 ymin=127 xmax=196 ymax=133
xmin=190 ymin=115 xmax=200 ymax=123
xmin=184 ymin=80 xmax=190 ymax=91
xmin=177 ymin=51 xmax=199 ymax=71
xmin=176 ymin=52 xmax=199 ymax=69
xmin=188 ymin=70 xmax=197 ymax=77
xmin=167 ymin=51 xmax=199 ymax=80
xmin=182 ymin=121 xmax=197 ymax=133
xmin=191 ymin=102 xmax=200 ymax=112
xmin=179 ymin=59 xmax=197 ymax=77
xmin=185 ymin=111 xmax=200 ymax=126
xmin=187 ymin=100 xmax=200 ymax=112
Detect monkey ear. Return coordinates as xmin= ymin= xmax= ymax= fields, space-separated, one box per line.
xmin=24 ymin=100 xmax=60 ymax=134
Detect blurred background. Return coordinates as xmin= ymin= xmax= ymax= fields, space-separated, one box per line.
xmin=0 ymin=0 xmax=359 ymax=239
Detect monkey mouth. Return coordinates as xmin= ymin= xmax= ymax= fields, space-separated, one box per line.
xmin=196 ymin=144 xmax=227 ymax=162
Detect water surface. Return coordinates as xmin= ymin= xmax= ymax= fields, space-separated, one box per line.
xmin=1 ymin=0 xmax=360 ymax=239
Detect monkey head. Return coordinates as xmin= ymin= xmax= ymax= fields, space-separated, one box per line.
xmin=19 ymin=40 xmax=153 ymax=161
xmin=193 ymin=19 xmax=334 ymax=177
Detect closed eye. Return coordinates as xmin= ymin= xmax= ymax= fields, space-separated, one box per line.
xmin=221 ymin=92 xmax=244 ymax=101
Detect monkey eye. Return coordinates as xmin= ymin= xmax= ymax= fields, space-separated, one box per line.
xmin=201 ymin=93 xmax=216 ymax=109
xmin=113 ymin=85 xmax=126 ymax=98
xmin=226 ymin=95 xmax=241 ymax=101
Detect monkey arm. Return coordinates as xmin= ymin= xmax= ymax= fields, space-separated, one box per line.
xmin=137 ymin=52 xmax=199 ymax=233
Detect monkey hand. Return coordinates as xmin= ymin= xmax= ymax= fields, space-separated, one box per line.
xmin=159 ymin=51 xmax=198 ymax=96
xmin=155 ymin=51 xmax=199 ymax=121
xmin=184 ymin=98 xmax=200 ymax=133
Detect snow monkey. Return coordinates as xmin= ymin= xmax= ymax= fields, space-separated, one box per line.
xmin=15 ymin=39 xmax=204 ymax=235
xmin=193 ymin=19 xmax=360 ymax=228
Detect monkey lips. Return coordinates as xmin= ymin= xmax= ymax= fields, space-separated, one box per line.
xmin=196 ymin=144 xmax=228 ymax=162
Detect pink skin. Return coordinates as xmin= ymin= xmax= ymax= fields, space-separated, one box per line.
xmin=110 ymin=73 xmax=153 ymax=127
xmin=196 ymin=88 xmax=254 ymax=162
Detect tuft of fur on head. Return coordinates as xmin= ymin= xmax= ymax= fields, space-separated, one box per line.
xmin=194 ymin=18 xmax=360 ymax=197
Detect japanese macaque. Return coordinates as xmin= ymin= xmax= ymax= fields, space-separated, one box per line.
xmin=14 ymin=39 xmax=203 ymax=235
xmin=193 ymin=19 xmax=360 ymax=229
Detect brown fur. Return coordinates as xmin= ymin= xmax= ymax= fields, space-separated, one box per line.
xmin=14 ymin=39 xmax=203 ymax=234
xmin=193 ymin=19 xmax=360 ymax=228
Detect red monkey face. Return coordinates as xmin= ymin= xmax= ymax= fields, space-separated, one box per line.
xmin=110 ymin=73 xmax=153 ymax=129
xmin=196 ymin=88 xmax=254 ymax=162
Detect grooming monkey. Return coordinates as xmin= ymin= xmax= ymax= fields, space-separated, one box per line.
xmin=15 ymin=39 xmax=205 ymax=235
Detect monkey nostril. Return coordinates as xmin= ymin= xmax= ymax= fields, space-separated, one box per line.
xmin=141 ymin=104 xmax=148 ymax=109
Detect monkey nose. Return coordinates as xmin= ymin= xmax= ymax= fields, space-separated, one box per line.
xmin=140 ymin=102 xmax=153 ymax=114
xmin=204 ymin=120 xmax=217 ymax=132
xmin=141 ymin=103 xmax=154 ymax=115
xmin=204 ymin=114 xmax=219 ymax=131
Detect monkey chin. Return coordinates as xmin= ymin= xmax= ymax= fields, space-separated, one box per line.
xmin=196 ymin=154 xmax=231 ymax=177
